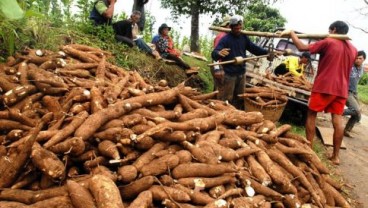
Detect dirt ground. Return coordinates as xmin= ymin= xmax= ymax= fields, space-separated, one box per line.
xmin=316 ymin=103 xmax=368 ymax=208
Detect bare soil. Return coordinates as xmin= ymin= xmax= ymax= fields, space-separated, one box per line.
xmin=316 ymin=103 xmax=368 ymax=207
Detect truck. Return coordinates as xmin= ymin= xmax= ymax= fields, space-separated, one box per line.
xmin=245 ymin=29 xmax=320 ymax=124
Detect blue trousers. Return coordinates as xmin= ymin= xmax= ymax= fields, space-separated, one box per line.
xmin=134 ymin=38 xmax=152 ymax=54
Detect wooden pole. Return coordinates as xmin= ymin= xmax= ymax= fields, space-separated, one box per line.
xmin=208 ymin=55 xmax=270 ymax=66
xmin=209 ymin=26 xmax=351 ymax=40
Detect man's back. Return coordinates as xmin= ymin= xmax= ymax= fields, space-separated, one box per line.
xmin=113 ymin=20 xmax=132 ymax=39
xmin=309 ymin=38 xmax=357 ymax=98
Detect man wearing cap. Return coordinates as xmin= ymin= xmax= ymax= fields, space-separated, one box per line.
xmin=280 ymin=21 xmax=357 ymax=165
xmin=214 ymin=15 xmax=231 ymax=47
xmin=211 ymin=15 xmax=269 ymax=109
xmin=274 ymin=52 xmax=312 ymax=77
xmin=156 ymin=23 xmax=199 ymax=75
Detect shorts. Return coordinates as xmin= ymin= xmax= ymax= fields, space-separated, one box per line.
xmin=308 ymin=92 xmax=347 ymax=115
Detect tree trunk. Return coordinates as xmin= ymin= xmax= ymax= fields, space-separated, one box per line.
xmin=190 ymin=0 xmax=200 ymax=52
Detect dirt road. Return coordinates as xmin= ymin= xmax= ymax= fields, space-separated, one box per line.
xmin=338 ymin=113 xmax=368 ymax=208
xmin=316 ymin=108 xmax=368 ymax=207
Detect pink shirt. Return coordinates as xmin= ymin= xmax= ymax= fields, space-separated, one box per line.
xmin=214 ymin=32 xmax=227 ymax=48
xmin=309 ymin=38 xmax=357 ymax=98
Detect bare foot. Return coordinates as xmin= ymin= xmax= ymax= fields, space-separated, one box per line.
xmin=329 ymin=155 xmax=340 ymax=165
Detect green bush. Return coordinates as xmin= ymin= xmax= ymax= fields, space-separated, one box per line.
xmin=358 ymin=72 xmax=368 ymax=85
xmin=358 ymin=85 xmax=368 ymax=104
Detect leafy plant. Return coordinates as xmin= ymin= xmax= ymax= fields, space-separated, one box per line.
xmin=358 ymin=84 xmax=368 ymax=104
xmin=160 ymin=0 xmax=280 ymax=52
xmin=358 ymin=72 xmax=368 ymax=85
xmin=142 ymin=12 xmax=156 ymax=43
xmin=243 ymin=0 xmax=286 ymax=32
xmin=0 ymin=0 xmax=24 ymax=20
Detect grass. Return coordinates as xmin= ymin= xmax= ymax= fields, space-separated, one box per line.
xmin=358 ymin=84 xmax=368 ymax=104
xmin=182 ymin=55 xmax=214 ymax=93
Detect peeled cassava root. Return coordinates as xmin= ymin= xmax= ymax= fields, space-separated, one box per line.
xmin=0 ymin=44 xmax=350 ymax=208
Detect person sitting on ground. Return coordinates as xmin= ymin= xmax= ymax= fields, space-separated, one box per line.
xmin=156 ymin=23 xmax=199 ymax=75
xmin=89 ymin=0 xmax=116 ymax=26
xmin=274 ymin=52 xmax=311 ymax=77
xmin=112 ymin=11 xmax=161 ymax=60
xmin=151 ymin=34 xmax=160 ymax=45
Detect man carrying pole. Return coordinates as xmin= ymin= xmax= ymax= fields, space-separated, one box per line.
xmin=280 ymin=21 xmax=357 ymax=165
xmin=211 ymin=15 xmax=271 ymax=109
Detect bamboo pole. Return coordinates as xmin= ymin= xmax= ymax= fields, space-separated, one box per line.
xmin=209 ymin=26 xmax=351 ymax=40
xmin=208 ymin=55 xmax=270 ymax=66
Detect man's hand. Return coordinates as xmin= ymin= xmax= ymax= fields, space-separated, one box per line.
xmin=267 ymin=53 xmax=274 ymax=62
xmin=278 ymin=29 xmax=293 ymax=37
xmin=214 ymin=70 xmax=225 ymax=84
xmin=218 ymin=48 xmax=230 ymax=57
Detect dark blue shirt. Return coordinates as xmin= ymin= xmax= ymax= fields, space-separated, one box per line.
xmin=348 ymin=65 xmax=364 ymax=93
xmin=211 ymin=33 xmax=268 ymax=75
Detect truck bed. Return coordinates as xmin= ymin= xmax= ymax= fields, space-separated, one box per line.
xmin=246 ymin=70 xmax=311 ymax=105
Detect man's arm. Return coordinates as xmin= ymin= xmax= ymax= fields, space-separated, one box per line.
xmin=247 ymin=38 xmax=268 ymax=56
xmin=101 ymin=0 xmax=116 ymax=19
xmin=212 ymin=38 xmax=230 ymax=61
xmin=289 ymin=31 xmax=309 ymax=51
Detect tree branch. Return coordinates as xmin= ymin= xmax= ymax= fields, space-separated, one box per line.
xmin=347 ymin=22 xmax=368 ymax=34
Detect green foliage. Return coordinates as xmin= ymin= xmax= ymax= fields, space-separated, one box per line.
xmin=142 ymin=12 xmax=156 ymax=43
xmin=358 ymin=84 xmax=368 ymax=104
xmin=0 ymin=0 xmax=24 ymax=20
xmin=0 ymin=20 xmax=19 ymax=60
xmin=75 ymin=0 xmax=93 ymax=23
xmin=358 ymin=72 xmax=368 ymax=85
xmin=160 ymin=0 xmax=281 ymax=52
xmin=198 ymin=36 xmax=212 ymax=61
xmin=243 ymin=0 xmax=286 ymax=32
xmin=182 ymin=56 xmax=214 ymax=92
xmin=160 ymin=0 xmax=278 ymax=17
xmin=180 ymin=36 xmax=190 ymax=50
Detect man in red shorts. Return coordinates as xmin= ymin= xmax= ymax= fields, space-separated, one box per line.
xmin=281 ymin=21 xmax=357 ymax=165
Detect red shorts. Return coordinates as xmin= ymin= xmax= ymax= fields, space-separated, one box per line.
xmin=308 ymin=92 xmax=347 ymax=115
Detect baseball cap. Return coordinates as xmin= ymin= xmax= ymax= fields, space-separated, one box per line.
xmin=220 ymin=15 xmax=231 ymax=27
xmin=229 ymin=15 xmax=243 ymax=26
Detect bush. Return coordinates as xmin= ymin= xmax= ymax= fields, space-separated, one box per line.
xmin=358 ymin=85 xmax=368 ymax=104
xmin=358 ymin=72 xmax=368 ymax=85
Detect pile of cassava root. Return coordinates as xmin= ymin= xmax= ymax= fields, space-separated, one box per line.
xmin=266 ymin=72 xmax=313 ymax=92
xmin=0 ymin=44 xmax=350 ymax=208
xmin=239 ymin=86 xmax=288 ymax=108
